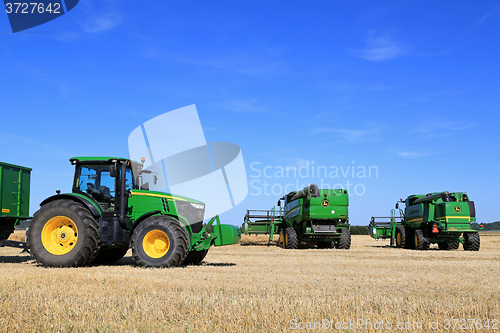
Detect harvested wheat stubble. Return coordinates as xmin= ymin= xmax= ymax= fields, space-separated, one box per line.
xmin=0 ymin=233 xmax=499 ymax=332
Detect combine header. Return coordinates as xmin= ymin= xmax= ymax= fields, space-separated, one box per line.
xmin=243 ymin=184 xmax=351 ymax=249
xmin=369 ymin=191 xmax=481 ymax=251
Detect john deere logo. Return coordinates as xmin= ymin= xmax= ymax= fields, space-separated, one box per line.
xmin=321 ymin=200 xmax=329 ymax=207
xmin=454 ymin=206 xmax=461 ymax=212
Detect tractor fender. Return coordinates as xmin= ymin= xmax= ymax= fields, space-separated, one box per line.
xmin=129 ymin=211 xmax=162 ymax=235
xmin=40 ymin=194 xmax=101 ymax=217
xmin=129 ymin=211 xmax=195 ymax=236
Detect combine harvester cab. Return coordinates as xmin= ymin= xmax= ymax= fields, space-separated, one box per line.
xmin=243 ymin=184 xmax=351 ymax=249
xmin=24 ymin=157 xmax=240 ymax=268
xmin=369 ymin=191 xmax=482 ymax=251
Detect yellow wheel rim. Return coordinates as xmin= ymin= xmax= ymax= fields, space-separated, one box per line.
xmin=41 ymin=216 xmax=79 ymax=255
xmin=396 ymin=233 xmax=401 ymax=246
xmin=142 ymin=230 xmax=170 ymax=258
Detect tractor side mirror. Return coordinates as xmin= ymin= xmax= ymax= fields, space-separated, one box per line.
xmin=154 ymin=175 xmax=158 ymax=185
xmin=109 ymin=165 xmax=117 ymax=177
xmin=395 ymin=202 xmax=399 ymax=209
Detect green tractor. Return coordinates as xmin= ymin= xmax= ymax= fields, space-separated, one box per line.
xmin=369 ymin=191 xmax=481 ymax=251
xmin=27 ymin=157 xmax=240 ymax=268
xmin=243 ymin=184 xmax=351 ymax=249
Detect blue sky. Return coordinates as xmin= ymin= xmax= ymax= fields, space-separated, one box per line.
xmin=1 ymin=1 xmax=499 ymax=226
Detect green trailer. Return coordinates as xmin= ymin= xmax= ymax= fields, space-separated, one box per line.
xmin=369 ymin=191 xmax=481 ymax=251
xmin=243 ymin=184 xmax=351 ymax=249
xmin=0 ymin=161 xmax=31 ymax=250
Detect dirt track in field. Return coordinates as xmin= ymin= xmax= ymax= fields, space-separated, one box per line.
xmin=0 ymin=233 xmax=499 ymax=332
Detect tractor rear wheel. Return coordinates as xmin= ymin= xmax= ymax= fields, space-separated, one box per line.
xmin=336 ymin=228 xmax=351 ymax=249
xmin=414 ymin=229 xmax=429 ymax=250
xmin=28 ymin=200 xmax=99 ymax=267
xmin=395 ymin=225 xmax=406 ymax=248
xmin=91 ymin=246 xmax=129 ymax=265
xmin=131 ymin=215 xmax=189 ymax=268
xmin=284 ymin=227 xmax=298 ymax=249
xmin=182 ymin=249 xmax=208 ymax=265
xmin=463 ymin=232 xmax=480 ymax=251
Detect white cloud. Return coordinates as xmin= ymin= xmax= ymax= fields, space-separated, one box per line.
xmin=353 ymin=31 xmax=406 ymax=62
xmin=82 ymin=12 xmax=122 ymax=33
xmin=412 ymin=121 xmax=475 ymax=138
xmin=398 ymin=152 xmax=429 ymax=159
xmin=311 ymin=124 xmax=386 ymax=142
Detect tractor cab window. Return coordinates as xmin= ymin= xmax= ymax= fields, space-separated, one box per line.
xmin=75 ymin=164 xmax=116 ymax=212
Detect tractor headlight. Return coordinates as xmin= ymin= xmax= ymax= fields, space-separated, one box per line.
xmin=190 ymin=203 xmax=205 ymax=210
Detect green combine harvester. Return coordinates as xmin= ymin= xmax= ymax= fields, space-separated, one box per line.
xmin=369 ymin=191 xmax=481 ymax=251
xmin=1 ymin=158 xmax=240 ymax=267
xmin=243 ymin=184 xmax=351 ymax=249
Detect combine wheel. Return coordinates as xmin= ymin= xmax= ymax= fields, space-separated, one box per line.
xmin=336 ymin=228 xmax=351 ymax=249
xmin=404 ymin=226 xmax=414 ymax=249
xmin=395 ymin=225 xmax=406 ymax=248
xmin=91 ymin=247 xmax=129 ymax=264
xmin=183 ymin=249 xmax=209 ymax=265
xmin=131 ymin=215 xmax=189 ymax=268
xmin=463 ymin=232 xmax=480 ymax=251
xmin=438 ymin=241 xmax=460 ymax=251
xmin=28 ymin=200 xmax=99 ymax=267
xmin=414 ymin=229 xmax=429 ymax=250
xmin=278 ymin=229 xmax=285 ymax=248
xmin=284 ymin=227 xmax=298 ymax=249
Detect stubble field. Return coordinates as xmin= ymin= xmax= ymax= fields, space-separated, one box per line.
xmin=0 ymin=231 xmax=499 ymax=332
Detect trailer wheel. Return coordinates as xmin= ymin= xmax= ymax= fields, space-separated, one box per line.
xmin=395 ymin=225 xmax=406 ymax=248
xmin=90 ymin=247 xmax=129 ymax=265
xmin=284 ymin=227 xmax=298 ymax=249
xmin=131 ymin=215 xmax=189 ymax=268
xmin=336 ymin=228 xmax=351 ymax=249
xmin=463 ymin=232 xmax=480 ymax=251
xmin=28 ymin=199 xmax=99 ymax=267
xmin=414 ymin=229 xmax=429 ymax=250
xmin=182 ymin=249 xmax=208 ymax=265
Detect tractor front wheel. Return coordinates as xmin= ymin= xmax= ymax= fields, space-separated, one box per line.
xmin=131 ymin=215 xmax=189 ymax=268
xmin=336 ymin=228 xmax=351 ymax=249
xmin=463 ymin=232 xmax=480 ymax=251
xmin=28 ymin=200 xmax=99 ymax=267
xmin=414 ymin=229 xmax=429 ymax=250
xmin=182 ymin=249 xmax=208 ymax=265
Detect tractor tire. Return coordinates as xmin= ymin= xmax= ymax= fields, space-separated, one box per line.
xmin=414 ymin=229 xmax=429 ymax=250
xmin=336 ymin=228 xmax=351 ymax=249
xmin=182 ymin=249 xmax=209 ymax=265
xmin=404 ymin=226 xmax=415 ymax=249
xmin=131 ymin=215 xmax=189 ymax=268
xmin=395 ymin=225 xmax=406 ymax=248
xmin=463 ymin=232 xmax=480 ymax=251
xmin=90 ymin=246 xmax=129 ymax=265
xmin=28 ymin=199 xmax=99 ymax=267
xmin=438 ymin=241 xmax=460 ymax=251
xmin=284 ymin=227 xmax=298 ymax=249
